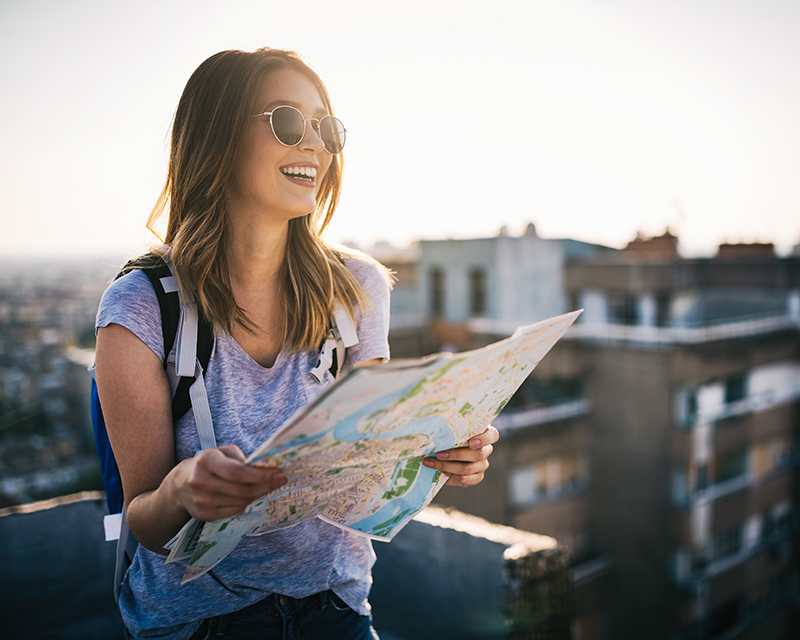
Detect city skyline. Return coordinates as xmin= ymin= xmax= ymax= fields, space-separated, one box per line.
xmin=2 ymin=0 xmax=799 ymax=259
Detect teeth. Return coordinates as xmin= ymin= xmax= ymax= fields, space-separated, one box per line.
xmin=281 ymin=166 xmax=317 ymax=179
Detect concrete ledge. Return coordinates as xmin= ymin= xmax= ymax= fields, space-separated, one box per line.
xmin=0 ymin=491 xmax=125 ymax=640
xmin=371 ymin=505 xmax=571 ymax=640
xmin=1 ymin=495 xmax=571 ymax=640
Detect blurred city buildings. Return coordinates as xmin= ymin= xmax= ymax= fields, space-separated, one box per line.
xmin=383 ymin=228 xmax=800 ymax=640
xmin=1 ymin=233 xmax=799 ymax=639
xmin=0 ymin=257 xmax=118 ymax=505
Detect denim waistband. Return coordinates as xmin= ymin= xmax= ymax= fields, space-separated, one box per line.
xmin=197 ymin=590 xmax=348 ymax=638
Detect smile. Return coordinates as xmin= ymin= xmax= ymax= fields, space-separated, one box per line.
xmin=280 ymin=166 xmax=317 ymax=182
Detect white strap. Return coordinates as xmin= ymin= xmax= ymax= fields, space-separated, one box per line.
xmin=160 ymin=275 xmax=179 ymax=293
xmin=104 ymin=513 xmax=123 ymax=541
xmin=163 ymin=261 xmax=198 ymax=377
xmin=161 ymin=258 xmax=216 ymax=450
xmin=175 ymin=299 xmax=199 ymax=377
xmin=334 ymin=306 xmax=359 ymax=347
xmin=189 ymin=362 xmax=217 ymax=450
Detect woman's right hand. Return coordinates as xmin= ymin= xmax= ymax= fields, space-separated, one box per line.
xmin=96 ymin=322 xmax=284 ymax=553
xmin=169 ymin=445 xmax=286 ymax=522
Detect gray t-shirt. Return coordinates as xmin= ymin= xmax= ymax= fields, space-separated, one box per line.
xmin=96 ymin=254 xmax=391 ymax=640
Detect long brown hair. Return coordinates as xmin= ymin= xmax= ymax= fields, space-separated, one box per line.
xmin=148 ymin=48 xmax=381 ymax=350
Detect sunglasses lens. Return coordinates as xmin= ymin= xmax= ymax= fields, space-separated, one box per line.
xmin=270 ymin=106 xmax=304 ymax=146
xmin=320 ymin=116 xmax=346 ymax=154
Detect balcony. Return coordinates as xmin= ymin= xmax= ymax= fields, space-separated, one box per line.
xmin=493 ymin=398 xmax=589 ymax=434
xmin=681 ymin=388 xmax=800 ymax=431
xmin=569 ymin=313 xmax=800 ymax=346
xmin=674 ymin=496 xmax=798 ymax=587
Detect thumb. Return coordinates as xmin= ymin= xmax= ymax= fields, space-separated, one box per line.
xmin=215 ymin=444 xmax=247 ymax=463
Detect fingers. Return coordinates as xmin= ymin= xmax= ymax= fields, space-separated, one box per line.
xmin=443 ymin=470 xmax=485 ymax=488
xmin=467 ymin=425 xmax=499 ymax=449
xmin=177 ymin=447 xmax=287 ymax=521
xmin=422 ymin=425 xmax=499 ymax=488
xmin=422 ymin=446 xmax=492 ymax=479
xmin=197 ymin=447 xmax=283 ymax=486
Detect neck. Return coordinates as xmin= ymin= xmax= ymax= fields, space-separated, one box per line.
xmin=226 ymin=216 xmax=291 ymax=294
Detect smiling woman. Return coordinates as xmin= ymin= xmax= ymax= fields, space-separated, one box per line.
xmin=92 ymin=47 xmax=499 ymax=640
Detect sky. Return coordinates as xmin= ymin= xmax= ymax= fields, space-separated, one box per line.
xmin=1 ymin=0 xmax=799 ymax=259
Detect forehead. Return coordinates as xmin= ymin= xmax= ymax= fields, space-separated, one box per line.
xmin=255 ymin=68 xmax=328 ymax=115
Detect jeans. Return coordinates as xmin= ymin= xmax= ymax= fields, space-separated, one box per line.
xmin=188 ymin=591 xmax=380 ymax=640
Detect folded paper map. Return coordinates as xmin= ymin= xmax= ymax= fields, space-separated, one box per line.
xmin=166 ymin=310 xmax=582 ymax=583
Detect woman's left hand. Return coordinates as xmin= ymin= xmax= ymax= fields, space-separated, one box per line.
xmin=422 ymin=426 xmax=499 ymax=487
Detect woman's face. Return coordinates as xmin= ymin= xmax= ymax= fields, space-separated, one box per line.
xmin=229 ymin=68 xmax=334 ymax=226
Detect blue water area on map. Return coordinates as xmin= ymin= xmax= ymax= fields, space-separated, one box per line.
xmin=267 ymin=431 xmax=326 ymax=456
xmin=331 ymin=382 xmax=456 ymax=452
xmin=327 ymin=380 xmax=460 ymax=536
xmin=348 ymin=464 xmax=440 ymax=537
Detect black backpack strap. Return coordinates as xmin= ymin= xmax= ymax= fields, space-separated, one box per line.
xmin=171 ymin=312 xmax=213 ymax=422
xmin=118 ymin=253 xmax=179 ymax=364
xmin=116 ymin=253 xmax=214 ymax=422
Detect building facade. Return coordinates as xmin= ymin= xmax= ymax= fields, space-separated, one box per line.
xmin=386 ymin=232 xmax=800 ymax=639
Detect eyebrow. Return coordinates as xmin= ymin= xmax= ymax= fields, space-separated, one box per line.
xmin=261 ymin=100 xmax=329 ymax=118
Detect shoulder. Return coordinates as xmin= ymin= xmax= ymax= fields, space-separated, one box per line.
xmin=339 ymin=247 xmax=394 ymax=303
xmin=333 ymin=248 xmax=392 ymax=365
xmin=99 ymin=268 xmax=158 ymax=313
xmin=96 ymin=268 xmax=164 ymax=362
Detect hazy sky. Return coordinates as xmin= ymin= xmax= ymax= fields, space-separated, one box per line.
xmin=1 ymin=0 xmax=799 ymax=258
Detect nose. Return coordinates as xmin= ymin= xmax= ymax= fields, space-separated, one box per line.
xmin=300 ymin=118 xmax=326 ymax=154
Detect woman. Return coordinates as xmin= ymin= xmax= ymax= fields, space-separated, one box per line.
xmin=95 ymin=48 xmax=498 ymax=640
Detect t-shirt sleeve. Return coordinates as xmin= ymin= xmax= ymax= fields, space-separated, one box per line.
xmin=95 ymin=269 xmax=165 ymax=363
xmin=343 ymin=254 xmax=392 ymax=367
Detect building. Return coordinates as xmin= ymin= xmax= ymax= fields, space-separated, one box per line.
xmin=565 ymin=249 xmax=800 ymax=639
xmin=385 ymin=230 xmax=800 ymax=639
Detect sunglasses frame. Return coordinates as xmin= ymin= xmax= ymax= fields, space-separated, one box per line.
xmin=249 ymin=105 xmax=346 ymax=155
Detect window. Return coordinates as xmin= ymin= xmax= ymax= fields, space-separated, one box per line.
xmin=713 ymin=525 xmax=743 ymax=563
xmin=509 ymin=466 xmax=536 ymax=505
xmin=724 ymin=374 xmax=747 ymax=404
xmin=509 ymin=453 xmax=589 ymax=506
xmin=608 ymin=293 xmax=638 ymax=325
xmin=714 ymin=448 xmax=747 ymax=484
xmin=429 ymin=267 xmax=444 ymax=317
xmin=676 ymin=387 xmax=698 ymax=427
xmin=468 ymin=268 xmax=486 ymax=317
xmin=656 ymin=293 xmax=670 ymax=327
xmin=671 ymin=468 xmax=689 ymax=505
xmin=695 ymin=463 xmax=708 ymax=490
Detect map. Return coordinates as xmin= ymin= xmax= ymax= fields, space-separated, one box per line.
xmin=166 ymin=310 xmax=581 ymax=583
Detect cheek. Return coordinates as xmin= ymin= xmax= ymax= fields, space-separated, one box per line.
xmin=317 ymin=157 xmax=335 ymax=190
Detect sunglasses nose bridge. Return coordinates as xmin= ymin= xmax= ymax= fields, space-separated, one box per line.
xmin=298 ymin=117 xmax=326 ymax=153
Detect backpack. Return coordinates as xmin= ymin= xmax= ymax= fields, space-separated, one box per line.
xmin=90 ymin=251 xmax=358 ymax=599
xmin=91 ymin=253 xmax=214 ymax=516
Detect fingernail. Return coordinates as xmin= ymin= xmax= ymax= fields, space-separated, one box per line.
xmin=436 ymin=451 xmax=449 ymax=459
xmin=422 ymin=458 xmax=435 ymax=468
xmin=469 ymin=438 xmax=481 ymax=448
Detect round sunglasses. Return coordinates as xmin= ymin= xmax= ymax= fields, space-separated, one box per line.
xmin=250 ymin=105 xmax=346 ymax=155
